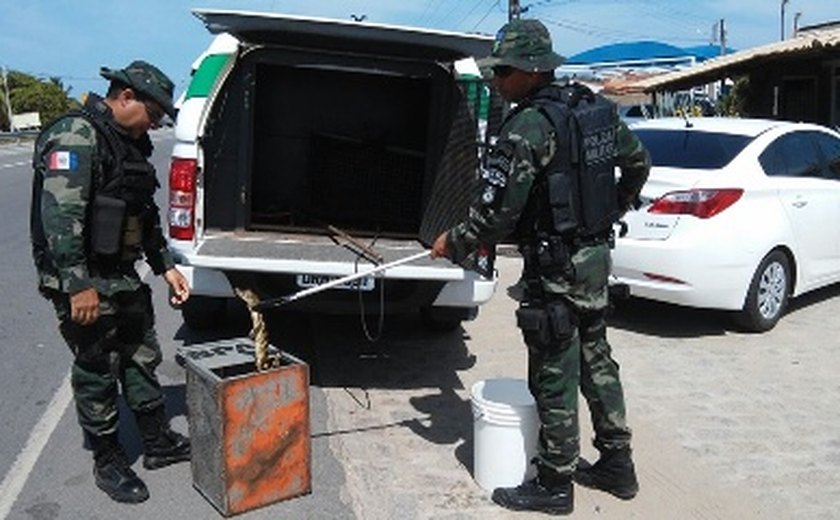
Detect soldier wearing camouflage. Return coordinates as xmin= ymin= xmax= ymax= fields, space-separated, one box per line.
xmin=431 ymin=18 xmax=650 ymax=515
xmin=30 ymin=60 xmax=191 ymax=504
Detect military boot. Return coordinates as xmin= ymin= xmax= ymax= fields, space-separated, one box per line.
xmin=491 ymin=464 xmax=574 ymax=515
xmin=574 ymin=447 xmax=638 ymax=499
xmin=89 ymin=433 xmax=149 ymax=504
xmin=135 ymin=407 xmax=191 ymax=470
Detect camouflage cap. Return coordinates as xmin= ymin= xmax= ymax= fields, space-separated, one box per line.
xmin=100 ymin=60 xmax=176 ymax=118
xmin=477 ymin=19 xmax=565 ymax=73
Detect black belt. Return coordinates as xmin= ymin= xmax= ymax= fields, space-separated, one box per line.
xmin=572 ymin=235 xmax=609 ymax=249
xmin=518 ymin=234 xmax=608 ymax=255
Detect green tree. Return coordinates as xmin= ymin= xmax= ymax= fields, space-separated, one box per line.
xmin=719 ymin=76 xmax=750 ymax=117
xmin=1 ymin=70 xmax=79 ymax=131
xmin=8 ymin=70 xmax=38 ymax=90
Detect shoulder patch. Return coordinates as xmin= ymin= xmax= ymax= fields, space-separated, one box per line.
xmin=48 ymin=150 xmax=79 ymax=171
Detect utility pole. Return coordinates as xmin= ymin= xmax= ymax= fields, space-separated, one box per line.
xmin=780 ymin=0 xmax=789 ymax=40
xmin=717 ymin=19 xmax=727 ymax=103
xmin=1 ymin=66 xmax=13 ymax=131
xmin=509 ymin=0 xmax=521 ymax=21
xmin=794 ymin=11 xmax=803 ymax=37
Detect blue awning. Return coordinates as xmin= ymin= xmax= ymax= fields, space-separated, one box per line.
xmin=567 ymin=41 xmax=735 ymax=65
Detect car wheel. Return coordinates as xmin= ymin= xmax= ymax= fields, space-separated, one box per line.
xmin=181 ymin=296 xmax=227 ymax=330
xmin=420 ymin=306 xmax=478 ymax=332
xmin=735 ymin=250 xmax=790 ymax=332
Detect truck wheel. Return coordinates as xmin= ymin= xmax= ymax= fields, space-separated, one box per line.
xmin=734 ymin=250 xmax=790 ymax=332
xmin=182 ymin=296 xmax=227 ymax=330
xmin=420 ymin=306 xmax=478 ymax=332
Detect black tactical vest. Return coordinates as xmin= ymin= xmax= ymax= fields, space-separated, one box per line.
xmin=513 ymin=83 xmax=620 ymax=243
xmin=30 ymin=99 xmax=159 ymax=273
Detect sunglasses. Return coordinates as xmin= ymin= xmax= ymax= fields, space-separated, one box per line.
xmin=492 ymin=65 xmax=515 ymax=78
xmin=142 ymin=101 xmax=165 ymax=125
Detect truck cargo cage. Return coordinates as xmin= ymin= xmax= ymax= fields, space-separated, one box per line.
xmin=307 ymin=133 xmax=425 ymax=235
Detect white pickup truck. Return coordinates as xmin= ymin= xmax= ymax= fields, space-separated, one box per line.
xmin=167 ymin=10 xmax=500 ymax=330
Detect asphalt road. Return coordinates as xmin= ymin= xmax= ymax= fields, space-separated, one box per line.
xmin=0 ymin=140 xmax=72 ymax=487
xmin=0 ymin=132 xmax=352 ymax=520
xmin=2 ymin=130 xmax=840 ymax=519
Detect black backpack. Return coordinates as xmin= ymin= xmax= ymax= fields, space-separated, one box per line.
xmin=521 ymin=83 xmax=621 ymax=239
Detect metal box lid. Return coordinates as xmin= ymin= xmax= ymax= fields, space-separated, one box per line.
xmin=179 ymin=337 xmax=290 ymax=380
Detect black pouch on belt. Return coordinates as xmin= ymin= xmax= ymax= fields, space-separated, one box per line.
xmin=516 ymin=300 xmax=573 ymax=348
xmin=516 ymin=306 xmax=552 ymax=347
xmin=91 ymin=195 xmax=126 ymax=256
xmin=546 ymin=300 xmax=573 ymax=340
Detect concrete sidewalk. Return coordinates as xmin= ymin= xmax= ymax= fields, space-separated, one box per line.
xmin=313 ymin=255 xmax=808 ymax=519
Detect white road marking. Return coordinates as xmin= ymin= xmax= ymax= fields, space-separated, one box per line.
xmin=0 ymin=264 xmax=153 ymax=518
xmin=0 ymin=372 xmax=72 ymax=519
xmin=0 ymin=161 xmax=28 ymax=170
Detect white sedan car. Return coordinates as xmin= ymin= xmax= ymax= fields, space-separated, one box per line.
xmin=613 ymin=117 xmax=840 ymax=331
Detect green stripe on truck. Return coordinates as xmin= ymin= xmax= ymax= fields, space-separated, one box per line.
xmin=186 ymin=54 xmax=229 ymax=99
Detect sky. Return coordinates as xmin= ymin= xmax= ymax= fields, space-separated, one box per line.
xmin=1 ymin=0 xmax=837 ymax=99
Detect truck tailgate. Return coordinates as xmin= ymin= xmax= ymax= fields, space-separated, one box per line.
xmin=180 ymin=231 xmax=469 ymax=281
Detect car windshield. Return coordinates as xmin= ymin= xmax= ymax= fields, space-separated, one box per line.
xmin=633 ymin=128 xmax=753 ymax=169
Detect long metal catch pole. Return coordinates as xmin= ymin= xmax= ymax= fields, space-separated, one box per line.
xmin=254 ymin=250 xmax=431 ymax=311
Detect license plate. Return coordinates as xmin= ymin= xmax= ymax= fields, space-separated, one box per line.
xmin=295 ymin=273 xmax=375 ymax=292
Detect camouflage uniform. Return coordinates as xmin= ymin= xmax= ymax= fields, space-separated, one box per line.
xmin=31 ymin=90 xmax=174 ymax=437
xmin=447 ymin=84 xmax=649 ymax=477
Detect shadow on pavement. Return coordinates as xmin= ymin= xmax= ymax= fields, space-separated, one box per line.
xmin=301 ymin=312 xmax=476 ymax=471
xmin=608 ymin=281 xmax=840 ymax=338
xmin=607 ymin=297 xmax=732 ymax=338
xmin=406 ymin=387 xmax=474 ymax=471
xmin=786 ymin=283 xmax=840 ymax=314
xmin=172 ymin=308 xmax=479 ymax=474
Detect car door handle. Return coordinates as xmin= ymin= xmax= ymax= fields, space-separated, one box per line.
xmin=791 ymin=200 xmax=808 ymax=208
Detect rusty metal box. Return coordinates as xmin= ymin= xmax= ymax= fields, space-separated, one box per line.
xmin=183 ymin=338 xmax=311 ymax=516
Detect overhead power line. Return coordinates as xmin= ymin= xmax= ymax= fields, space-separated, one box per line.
xmin=541 ymin=15 xmax=712 ymax=44
xmin=455 ymin=0 xmax=493 ymax=29
xmin=471 ymin=0 xmax=503 ymax=32
xmin=532 ymin=0 xmax=716 ymax=44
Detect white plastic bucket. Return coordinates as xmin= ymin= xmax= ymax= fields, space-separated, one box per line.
xmin=471 ymin=378 xmax=539 ymax=491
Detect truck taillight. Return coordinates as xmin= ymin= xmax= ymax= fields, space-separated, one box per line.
xmin=169 ymin=158 xmax=197 ymax=240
